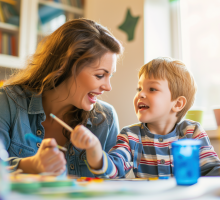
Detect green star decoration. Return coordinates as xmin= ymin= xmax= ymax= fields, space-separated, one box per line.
xmin=118 ymin=8 xmax=140 ymax=41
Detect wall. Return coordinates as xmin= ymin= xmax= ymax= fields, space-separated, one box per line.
xmin=85 ymin=0 xmax=145 ymax=129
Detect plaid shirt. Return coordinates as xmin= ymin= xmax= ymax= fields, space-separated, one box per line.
xmin=87 ymin=120 xmax=220 ymax=178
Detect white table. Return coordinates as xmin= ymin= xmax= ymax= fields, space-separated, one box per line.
xmin=5 ymin=177 xmax=220 ymax=200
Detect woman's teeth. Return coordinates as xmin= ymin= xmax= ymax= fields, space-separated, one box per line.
xmin=89 ymin=92 xmax=98 ymax=96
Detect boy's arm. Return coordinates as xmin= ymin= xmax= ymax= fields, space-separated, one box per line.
xmin=86 ymin=140 xmax=103 ymax=170
xmin=192 ymin=123 xmax=220 ymax=176
xmin=87 ymin=129 xmax=134 ymax=178
xmin=71 ymin=125 xmax=103 ymax=170
xmin=71 ymin=126 xmax=133 ymax=178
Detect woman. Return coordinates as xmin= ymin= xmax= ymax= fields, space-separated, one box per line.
xmin=0 ymin=19 xmax=123 ymax=177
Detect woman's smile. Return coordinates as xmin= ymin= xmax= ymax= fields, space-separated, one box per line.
xmin=68 ymin=52 xmax=117 ymax=111
xmin=87 ymin=92 xmax=102 ymax=103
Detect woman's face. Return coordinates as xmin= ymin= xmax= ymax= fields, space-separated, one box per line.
xmin=66 ymin=52 xmax=117 ymax=111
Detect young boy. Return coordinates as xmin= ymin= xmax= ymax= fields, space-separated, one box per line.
xmin=71 ymin=57 xmax=220 ymax=178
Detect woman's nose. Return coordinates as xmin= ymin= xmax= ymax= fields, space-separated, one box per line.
xmin=102 ymin=79 xmax=112 ymax=91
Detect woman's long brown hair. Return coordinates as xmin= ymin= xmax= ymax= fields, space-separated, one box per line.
xmin=4 ymin=18 xmax=123 ymax=141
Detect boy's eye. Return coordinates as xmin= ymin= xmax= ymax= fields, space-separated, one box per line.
xmin=136 ymin=88 xmax=141 ymax=92
xmin=150 ymin=88 xmax=157 ymax=91
xmin=96 ymin=75 xmax=104 ymax=79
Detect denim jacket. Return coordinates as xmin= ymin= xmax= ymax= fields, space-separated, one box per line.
xmin=0 ymin=85 xmax=119 ymax=177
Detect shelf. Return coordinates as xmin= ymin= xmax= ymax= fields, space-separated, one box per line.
xmin=0 ymin=54 xmax=25 ymax=69
xmin=38 ymin=0 xmax=83 ymax=15
xmin=0 ymin=22 xmax=19 ymax=32
xmin=206 ymin=129 xmax=219 ymax=139
xmin=0 ymin=0 xmax=84 ymax=69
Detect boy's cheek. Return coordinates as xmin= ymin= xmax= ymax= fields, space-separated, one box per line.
xmin=136 ymin=114 xmax=144 ymax=123
xmin=133 ymin=96 xmax=138 ymax=109
xmin=133 ymin=103 xmax=138 ymax=114
xmin=134 ymin=107 xmax=140 ymax=117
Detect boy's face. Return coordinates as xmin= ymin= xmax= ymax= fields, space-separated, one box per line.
xmin=133 ymin=75 xmax=176 ymax=124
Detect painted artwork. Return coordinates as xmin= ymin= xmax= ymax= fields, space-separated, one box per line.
xmin=118 ymin=8 xmax=140 ymax=41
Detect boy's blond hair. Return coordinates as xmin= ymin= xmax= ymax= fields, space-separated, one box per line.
xmin=139 ymin=57 xmax=197 ymax=123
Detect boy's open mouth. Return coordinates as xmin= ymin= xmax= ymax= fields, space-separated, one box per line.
xmin=138 ymin=102 xmax=149 ymax=110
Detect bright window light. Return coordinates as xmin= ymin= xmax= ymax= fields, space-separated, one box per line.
xmin=180 ymin=0 xmax=220 ymax=130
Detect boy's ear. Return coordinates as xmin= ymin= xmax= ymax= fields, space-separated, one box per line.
xmin=172 ymin=96 xmax=187 ymax=112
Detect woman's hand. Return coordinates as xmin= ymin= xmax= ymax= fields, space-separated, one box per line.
xmin=70 ymin=125 xmax=99 ymax=150
xmin=19 ymin=138 xmax=66 ymax=174
xmin=31 ymin=138 xmax=66 ymax=174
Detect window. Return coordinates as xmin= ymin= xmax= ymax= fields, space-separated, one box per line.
xmin=180 ymin=0 xmax=220 ymax=130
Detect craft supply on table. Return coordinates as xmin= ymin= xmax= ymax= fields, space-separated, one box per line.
xmin=8 ymin=172 xmax=178 ymax=199
xmin=9 ymin=173 xmax=76 ymax=193
xmin=104 ymin=177 xmax=159 ymax=181
xmin=159 ymin=176 xmax=170 ymax=179
xmin=77 ymin=177 xmax=103 ymax=184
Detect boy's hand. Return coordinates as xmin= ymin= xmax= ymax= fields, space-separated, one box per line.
xmin=70 ymin=125 xmax=103 ymax=170
xmin=70 ymin=125 xmax=99 ymax=150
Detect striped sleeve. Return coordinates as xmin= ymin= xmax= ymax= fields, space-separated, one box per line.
xmin=87 ymin=129 xmax=133 ymax=178
xmin=108 ymin=129 xmax=134 ymax=177
xmin=85 ymin=151 xmax=118 ymax=178
xmin=192 ymin=123 xmax=220 ymax=176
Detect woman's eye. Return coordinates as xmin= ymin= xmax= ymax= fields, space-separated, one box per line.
xmin=150 ymin=88 xmax=157 ymax=91
xmin=96 ymin=75 xmax=104 ymax=79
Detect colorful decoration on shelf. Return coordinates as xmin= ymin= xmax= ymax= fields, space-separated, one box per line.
xmin=0 ymin=0 xmax=16 ymax=6
xmin=0 ymin=80 xmax=5 ymax=87
xmin=0 ymin=0 xmax=20 ymax=26
xmin=118 ymin=8 xmax=140 ymax=42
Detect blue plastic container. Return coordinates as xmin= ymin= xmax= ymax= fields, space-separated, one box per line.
xmin=172 ymin=139 xmax=201 ymax=185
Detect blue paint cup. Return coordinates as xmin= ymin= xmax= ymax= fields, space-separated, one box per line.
xmin=172 ymin=139 xmax=201 ymax=185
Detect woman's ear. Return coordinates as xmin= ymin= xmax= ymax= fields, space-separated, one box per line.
xmin=172 ymin=96 xmax=187 ymax=112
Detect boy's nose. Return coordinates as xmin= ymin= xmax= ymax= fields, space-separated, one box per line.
xmin=138 ymin=91 xmax=146 ymax=99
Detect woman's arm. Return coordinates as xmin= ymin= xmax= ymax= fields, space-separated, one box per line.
xmin=0 ymin=88 xmax=12 ymax=151
xmin=0 ymin=88 xmax=66 ymax=174
xmin=0 ymin=88 xmax=22 ymax=171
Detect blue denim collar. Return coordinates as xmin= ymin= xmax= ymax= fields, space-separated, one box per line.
xmin=28 ymin=94 xmax=44 ymax=114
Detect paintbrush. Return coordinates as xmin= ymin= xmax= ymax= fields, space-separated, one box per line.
xmin=50 ymin=113 xmax=73 ymax=132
